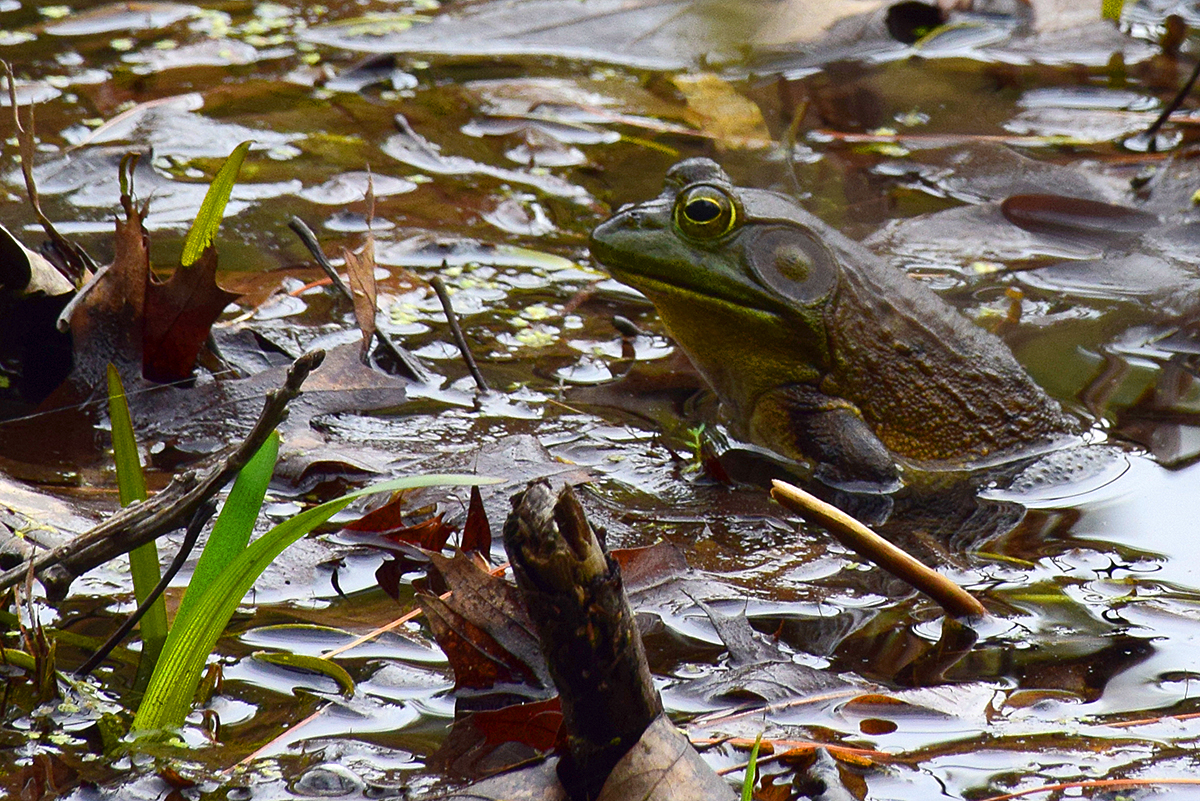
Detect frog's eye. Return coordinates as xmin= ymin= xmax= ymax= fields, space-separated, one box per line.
xmin=747 ymin=226 xmax=837 ymax=304
xmin=674 ymin=185 xmax=737 ymax=239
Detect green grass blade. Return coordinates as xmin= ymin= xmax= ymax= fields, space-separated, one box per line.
xmin=1 ymin=648 xmax=36 ymax=672
xmin=180 ymin=140 xmax=252 ymax=267
xmin=172 ymin=432 xmax=279 ymax=631
xmin=741 ymin=732 xmax=762 ymax=801
xmin=131 ymin=473 xmax=497 ymax=733
xmin=107 ymin=364 xmax=168 ymax=676
xmin=107 ymin=364 xmax=148 ymax=507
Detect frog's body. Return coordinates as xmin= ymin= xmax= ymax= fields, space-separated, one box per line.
xmin=590 ymin=158 xmax=1077 ymax=489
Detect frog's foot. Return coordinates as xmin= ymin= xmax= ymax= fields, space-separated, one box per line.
xmin=751 ymin=383 xmax=903 ymax=494
xmin=981 ymin=444 xmax=1129 ymax=505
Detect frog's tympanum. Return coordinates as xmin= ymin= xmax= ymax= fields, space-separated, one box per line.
xmin=590 ymin=158 xmax=1078 ymax=490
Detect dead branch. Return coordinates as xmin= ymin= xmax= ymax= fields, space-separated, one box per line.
xmin=0 ymin=350 xmax=325 ymax=599
xmin=431 ymin=272 xmax=489 ymax=395
xmin=770 ymin=479 xmax=986 ymax=619
xmin=504 ymin=479 xmax=661 ymax=799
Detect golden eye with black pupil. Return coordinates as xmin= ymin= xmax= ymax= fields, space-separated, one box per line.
xmin=674 ymin=185 xmax=736 ymax=239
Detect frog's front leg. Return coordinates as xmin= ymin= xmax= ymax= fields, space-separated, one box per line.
xmin=750 ymin=384 xmax=901 ymax=492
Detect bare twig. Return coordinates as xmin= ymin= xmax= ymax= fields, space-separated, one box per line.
xmin=0 ymin=350 xmax=325 ymax=598
xmin=430 ymin=272 xmax=489 ymax=395
xmin=1140 ymin=56 xmax=1200 ymax=152
xmin=288 ymin=215 xmax=352 ymax=298
xmin=287 ymin=216 xmax=428 ymax=382
xmin=4 ymin=61 xmax=93 ymax=284
xmin=73 ymin=500 xmax=216 ymax=677
xmin=770 ymin=480 xmax=986 ymax=618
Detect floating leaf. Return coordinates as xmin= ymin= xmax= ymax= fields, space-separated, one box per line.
xmin=420 ymin=552 xmax=551 ymax=696
xmin=252 ymin=651 xmax=355 ymax=697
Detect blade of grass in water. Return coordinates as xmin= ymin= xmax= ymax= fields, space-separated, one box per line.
xmin=107 ymin=364 xmax=168 ymax=683
xmin=180 ymin=140 xmax=252 ymax=267
xmin=132 ymin=473 xmax=498 ymax=733
xmin=172 ymin=431 xmax=278 ymax=632
xmin=742 ymin=732 xmax=762 ymax=801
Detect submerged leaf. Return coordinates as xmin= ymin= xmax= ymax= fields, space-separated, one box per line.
xmin=433 ymin=696 xmax=564 ymax=778
xmin=252 ymin=651 xmax=355 ymax=697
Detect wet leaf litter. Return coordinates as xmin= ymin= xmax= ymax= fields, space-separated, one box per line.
xmin=2 ymin=1 xmax=1200 ymax=799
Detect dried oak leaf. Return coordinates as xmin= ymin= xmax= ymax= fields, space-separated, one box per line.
xmin=142 ymin=245 xmax=239 ymax=383
xmin=64 ymin=193 xmax=238 ymax=386
xmin=342 ymin=236 xmax=377 ymax=358
xmin=419 ymin=551 xmax=552 ymax=700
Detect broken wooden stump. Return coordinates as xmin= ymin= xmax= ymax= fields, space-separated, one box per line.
xmin=502 ymin=478 xmax=735 ymax=801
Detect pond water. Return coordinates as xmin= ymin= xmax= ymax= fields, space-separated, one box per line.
xmin=3 ymin=1 xmax=1200 ymax=799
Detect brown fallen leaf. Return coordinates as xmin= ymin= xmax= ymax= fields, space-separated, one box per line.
xmin=419 ymin=551 xmax=553 ymax=700
xmin=461 ymin=485 xmax=492 ymax=557
xmin=63 ymin=190 xmax=149 ymax=385
xmin=433 ymin=696 xmax=564 ymax=778
xmin=142 ymin=245 xmax=239 ymax=383
xmin=342 ymin=236 xmax=377 ymax=359
xmin=60 ymin=170 xmax=239 ymax=387
xmin=343 ymin=500 xmax=454 ymax=548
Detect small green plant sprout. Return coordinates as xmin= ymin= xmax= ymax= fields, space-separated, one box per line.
xmin=742 ymin=732 xmax=763 ymax=801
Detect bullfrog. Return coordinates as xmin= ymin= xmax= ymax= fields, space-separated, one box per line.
xmin=589 ymin=158 xmax=1079 ymax=490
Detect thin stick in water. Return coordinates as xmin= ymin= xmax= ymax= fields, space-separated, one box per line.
xmin=430 ymin=272 xmax=489 ymax=395
xmin=1140 ymin=56 xmax=1200 ymax=152
xmin=74 ymin=500 xmax=216 ymax=676
xmin=287 ymin=216 xmax=428 ymax=382
xmin=770 ymin=480 xmax=986 ymax=619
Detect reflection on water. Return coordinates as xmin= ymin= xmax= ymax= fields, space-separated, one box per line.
xmin=2 ymin=0 xmax=1200 ymax=798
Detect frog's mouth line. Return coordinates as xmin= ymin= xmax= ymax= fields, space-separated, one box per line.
xmin=603 ymin=265 xmax=783 ymax=322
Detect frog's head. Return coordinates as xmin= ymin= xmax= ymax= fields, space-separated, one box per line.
xmin=589 ymin=158 xmax=839 ymax=409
